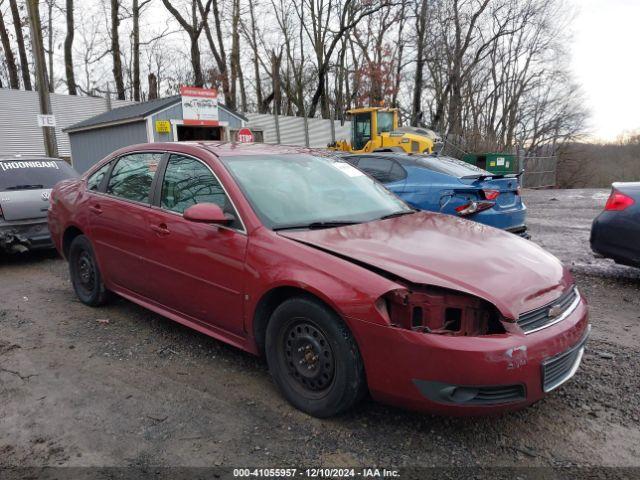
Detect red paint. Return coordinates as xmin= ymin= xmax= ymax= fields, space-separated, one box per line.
xmin=48 ymin=142 xmax=590 ymax=415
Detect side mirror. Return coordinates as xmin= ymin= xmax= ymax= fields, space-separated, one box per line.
xmin=183 ymin=203 xmax=231 ymax=225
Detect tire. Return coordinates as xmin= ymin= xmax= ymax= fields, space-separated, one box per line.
xmin=68 ymin=235 xmax=110 ymax=307
xmin=265 ymin=296 xmax=367 ymax=418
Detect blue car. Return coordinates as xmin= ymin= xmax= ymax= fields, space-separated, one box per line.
xmin=341 ymin=153 xmax=528 ymax=236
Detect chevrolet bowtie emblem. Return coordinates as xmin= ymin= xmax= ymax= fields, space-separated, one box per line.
xmin=548 ymin=305 xmax=564 ymax=319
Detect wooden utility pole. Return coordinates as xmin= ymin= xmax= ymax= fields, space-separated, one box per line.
xmin=26 ymin=0 xmax=58 ymax=157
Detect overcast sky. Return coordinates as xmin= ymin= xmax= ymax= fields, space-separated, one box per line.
xmin=571 ymin=0 xmax=640 ymax=141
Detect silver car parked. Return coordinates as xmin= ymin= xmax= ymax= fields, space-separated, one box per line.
xmin=0 ymin=156 xmax=78 ymax=253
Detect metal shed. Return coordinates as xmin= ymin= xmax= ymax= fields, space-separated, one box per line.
xmin=64 ymin=95 xmax=248 ymax=172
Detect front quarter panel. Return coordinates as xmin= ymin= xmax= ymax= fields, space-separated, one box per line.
xmin=244 ymin=227 xmax=403 ymax=339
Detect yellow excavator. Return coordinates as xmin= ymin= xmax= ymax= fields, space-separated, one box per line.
xmin=328 ymin=107 xmax=442 ymax=154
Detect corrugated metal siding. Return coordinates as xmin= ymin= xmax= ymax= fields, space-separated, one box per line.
xmin=0 ymin=88 xmax=132 ymax=157
xmin=69 ymin=121 xmax=148 ymax=173
xmin=245 ymin=113 xmax=351 ymax=148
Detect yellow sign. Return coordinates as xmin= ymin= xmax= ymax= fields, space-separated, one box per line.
xmin=155 ymin=120 xmax=171 ymax=134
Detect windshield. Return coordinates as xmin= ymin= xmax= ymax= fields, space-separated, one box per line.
xmin=222 ymin=154 xmax=412 ymax=229
xmin=0 ymin=159 xmax=78 ymax=191
xmin=415 ymin=155 xmax=491 ymax=177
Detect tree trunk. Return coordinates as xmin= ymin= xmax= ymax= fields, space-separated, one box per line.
xmin=411 ymin=0 xmax=428 ymax=126
xmin=247 ymin=0 xmax=262 ymax=112
xmin=190 ymin=32 xmax=204 ymax=87
xmin=64 ymin=0 xmax=77 ymax=95
xmin=271 ymin=50 xmax=282 ymax=115
xmin=26 ymin=0 xmax=58 ymax=157
xmin=47 ymin=0 xmax=54 ymax=92
xmin=148 ymin=73 xmax=158 ymax=100
xmin=9 ymin=0 xmax=32 ymax=90
xmin=110 ymin=0 xmax=125 ymax=100
xmin=229 ymin=0 xmax=245 ymax=110
xmin=132 ymin=0 xmax=141 ymax=101
xmin=210 ymin=0 xmax=231 ymax=105
xmin=0 ymin=7 xmax=20 ymax=89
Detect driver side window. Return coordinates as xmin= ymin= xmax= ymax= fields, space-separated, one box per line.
xmin=160 ymin=154 xmax=241 ymax=229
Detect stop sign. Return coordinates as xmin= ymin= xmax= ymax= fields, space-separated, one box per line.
xmin=237 ymin=128 xmax=254 ymax=143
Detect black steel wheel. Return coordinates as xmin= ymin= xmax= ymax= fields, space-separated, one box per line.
xmin=266 ymin=295 xmax=366 ymax=417
xmin=283 ymin=319 xmax=335 ymax=396
xmin=68 ymin=235 xmax=110 ymax=307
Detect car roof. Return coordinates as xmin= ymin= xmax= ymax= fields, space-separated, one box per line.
xmin=118 ymin=142 xmax=328 ymax=158
xmin=341 ymin=152 xmax=458 ymax=167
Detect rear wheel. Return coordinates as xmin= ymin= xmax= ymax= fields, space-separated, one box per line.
xmin=265 ymin=296 xmax=366 ymax=417
xmin=68 ymin=235 xmax=110 ymax=306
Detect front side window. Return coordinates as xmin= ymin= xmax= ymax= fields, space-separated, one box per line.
xmin=222 ymin=154 xmax=412 ymax=229
xmin=106 ymin=153 xmax=162 ymax=203
xmin=161 ymin=154 xmax=240 ymax=229
xmin=87 ymin=162 xmax=110 ymax=191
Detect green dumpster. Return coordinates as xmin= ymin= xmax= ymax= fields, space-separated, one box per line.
xmin=462 ymin=152 xmax=517 ymax=175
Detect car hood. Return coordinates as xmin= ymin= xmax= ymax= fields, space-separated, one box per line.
xmin=278 ymin=212 xmax=572 ymax=319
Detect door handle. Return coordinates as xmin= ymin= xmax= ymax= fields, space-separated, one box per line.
xmin=150 ymin=223 xmax=170 ymax=235
xmin=89 ymin=204 xmax=102 ymax=214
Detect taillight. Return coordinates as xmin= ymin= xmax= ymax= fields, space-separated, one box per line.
xmin=483 ymin=189 xmax=500 ymax=200
xmin=0 ymin=203 xmax=3 ymax=219
xmin=605 ymin=189 xmax=634 ymax=211
xmin=455 ymin=201 xmax=494 ymax=216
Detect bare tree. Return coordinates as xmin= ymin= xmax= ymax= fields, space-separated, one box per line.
xmin=0 ymin=1 xmax=20 ymax=89
xmin=110 ymin=0 xmax=125 ymax=99
xmin=64 ymin=0 xmax=77 ymax=94
xmin=9 ymin=0 xmax=31 ymax=90
xmin=131 ymin=0 xmax=152 ymax=101
xmin=299 ymin=0 xmax=391 ymax=118
xmin=162 ymin=0 xmax=212 ymax=88
xmin=411 ymin=0 xmax=428 ymax=125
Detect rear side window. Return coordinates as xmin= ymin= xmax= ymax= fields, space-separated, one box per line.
xmin=0 ymin=159 xmax=78 ymax=191
xmin=416 ymin=156 xmax=490 ymax=177
xmin=106 ymin=153 xmax=162 ymax=203
xmin=161 ymin=154 xmax=241 ymax=229
xmin=87 ymin=162 xmax=111 ymax=191
xmin=358 ymin=157 xmax=406 ymax=183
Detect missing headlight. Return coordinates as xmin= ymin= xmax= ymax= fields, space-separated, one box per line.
xmin=381 ymin=287 xmax=505 ymax=336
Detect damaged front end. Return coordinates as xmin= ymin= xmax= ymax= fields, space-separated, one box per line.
xmin=376 ymin=286 xmax=508 ymax=336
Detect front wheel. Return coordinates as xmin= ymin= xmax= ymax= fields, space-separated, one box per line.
xmin=68 ymin=235 xmax=110 ymax=307
xmin=265 ymin=296 xmax=367 ymax=417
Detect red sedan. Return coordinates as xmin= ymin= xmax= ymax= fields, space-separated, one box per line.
xmin=48 ymin=143 xmax=590 ymax=417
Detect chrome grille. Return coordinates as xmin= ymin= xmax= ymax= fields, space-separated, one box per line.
xmin=517 ymin=287 xmax=579 ymax=334
xmin=542 ymin=326 xmax=590 ymax=392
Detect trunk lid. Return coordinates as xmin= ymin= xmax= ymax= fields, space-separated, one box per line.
xmin=0 ymin=189 xmax=51 ymax=221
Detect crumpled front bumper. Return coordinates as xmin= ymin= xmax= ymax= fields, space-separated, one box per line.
xmin=347 ymin=296 xmax=590 ymax=415
xmin=0 ymin=220 xmax=53 ymax=253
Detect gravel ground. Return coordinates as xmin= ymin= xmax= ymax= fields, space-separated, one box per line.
xmin=1 ymin=188 xmax=639 ymax=473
